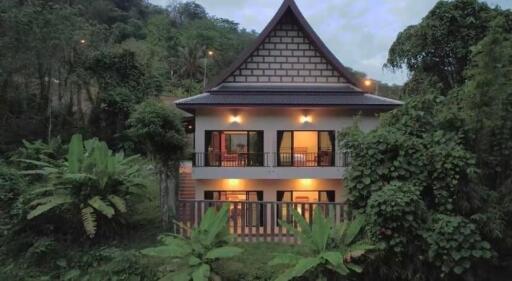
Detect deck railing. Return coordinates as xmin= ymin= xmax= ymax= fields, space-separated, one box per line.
xmin=192 ymin=152 xmax=351 ymax=167
xmin=177 ymin=200 xmax=351 ymax=243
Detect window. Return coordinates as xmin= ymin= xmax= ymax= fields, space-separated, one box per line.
xmin=276 ymin=190 xmax=335 ymax=224
xmin=277 ymin=131 xmax=335 ymax=166
xmin=205 ymin=131 xmax=264 ymax=167
xmin=204 ymin=191 xmax=263 ymax=226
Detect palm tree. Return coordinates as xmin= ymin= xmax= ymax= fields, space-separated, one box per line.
xmin=172 ymin=41 xmax=205 ymax=80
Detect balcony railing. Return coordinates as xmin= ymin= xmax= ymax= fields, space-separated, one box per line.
xmin=192 ymin=152 xmax=351 ymax=167
xmin=176 ymin=200 xmax=351 ymax=243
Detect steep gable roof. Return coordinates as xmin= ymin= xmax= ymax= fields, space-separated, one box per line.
xmin=208 ymin=0 xmax=359 ymax=89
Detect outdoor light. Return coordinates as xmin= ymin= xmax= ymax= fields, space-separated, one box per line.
xmin=299 ymin=179 xmax=313 ymax=187
xmin=364 ymin=79 xmax=372 ymax=87
xmin=300 ymin=115 xmax=312 ymax=123
xmin=208 ymin=50 xmax=214 ymax=56
xmin=227 ymin=179 xmax=240 ymax=188
xmin=230 ymin=115 xmax=241 ymax=123
xmin=80 ymin=39 xmax=86 ymax=44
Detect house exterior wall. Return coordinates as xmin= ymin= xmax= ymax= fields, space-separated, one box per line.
xmin=192 ymin=107 xmax=382 ymax=180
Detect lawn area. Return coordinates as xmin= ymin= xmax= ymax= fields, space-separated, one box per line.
xmin=215 ymin=242 xmax=301 ymax=281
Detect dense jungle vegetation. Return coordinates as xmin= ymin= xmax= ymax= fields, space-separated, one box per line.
xmin=1 ymin=0 xmax=511 ymax=280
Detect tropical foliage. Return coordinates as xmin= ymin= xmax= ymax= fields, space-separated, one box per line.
xmin=127 ymin=100 xmax=187 ymax=228
xmin=339 ymin=1 xmax=512 ymax=280
xmin=22 ymin=134 xmax=150 ymax=238
xmin=142 ymin=204 xmax=243 ymax=281
xmin=270 ymin=209 xmax=374 ymax=281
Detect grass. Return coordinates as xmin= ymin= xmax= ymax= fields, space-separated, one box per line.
xmin=215 ymin=242 xmax=301 ymax=281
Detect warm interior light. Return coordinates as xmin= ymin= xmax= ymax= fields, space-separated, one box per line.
xmin=300 ymin=115 xmax=312 ymax=123
xmin=230 ymin=115 xmax=241 ymax=123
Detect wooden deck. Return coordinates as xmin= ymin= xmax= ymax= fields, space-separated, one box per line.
xmin=177 ymin=200 xmax=350 ymax=243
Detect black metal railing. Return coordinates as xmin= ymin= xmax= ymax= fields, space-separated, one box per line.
xmin=193 ymin=152 xmax=272 ymax=167
xmin=192 ymin=152 xmax=351 ymax=167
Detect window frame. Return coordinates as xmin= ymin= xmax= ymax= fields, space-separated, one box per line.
xmin=205 ymin=130 xmax=264 ymax=167
xmin=276 ymin=130 xmax=336 ymax=167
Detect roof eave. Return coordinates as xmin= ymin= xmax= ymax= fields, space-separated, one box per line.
xmin=175 ymin=103 xmax=402 ymax=110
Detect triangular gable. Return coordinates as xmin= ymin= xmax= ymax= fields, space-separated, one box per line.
xmin=208 ymin=0 xmax=359 ymax=89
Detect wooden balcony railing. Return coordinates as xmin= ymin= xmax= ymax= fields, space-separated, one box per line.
xmin=192 ymin=152 xmax=351 ymax=167
xmin=177 ymin=200 xmax=351 ymax=243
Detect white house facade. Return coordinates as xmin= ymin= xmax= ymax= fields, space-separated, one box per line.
xmin=175 ymin=0 xmax=401 ymax=216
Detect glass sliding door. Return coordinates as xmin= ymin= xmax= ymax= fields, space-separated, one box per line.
xmin=204 ymin=191 xmax=264 ymax=226
xmin=205 ymin=131 xmax=221 ymax=166
xmin=277 ymin=131 xmax=335 ymax=167
xmin=276 ymin=190 xmax=335 ymax=225
xmin=277 ymin=131 xmax=293 ymax=166
xmin=318 ymin=131 xmax=335 ymax=166
xmin=205 ymin=131 xmax=264 ymax=167
xmin=248 ymin=131 xmax=264 ymax=166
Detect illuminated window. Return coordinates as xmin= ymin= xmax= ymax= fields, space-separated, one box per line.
xmin=277 ymin=131 xmax=335 ymax=166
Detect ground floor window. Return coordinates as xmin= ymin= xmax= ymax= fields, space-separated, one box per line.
xmin=204 ymin=191 xmax=263 ymax=226
xmin=276 ymin=190 xmax=335 ymax=225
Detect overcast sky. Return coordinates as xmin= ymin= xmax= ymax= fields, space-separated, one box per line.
xmin=148 ymin=0 xmax=512 ymax=85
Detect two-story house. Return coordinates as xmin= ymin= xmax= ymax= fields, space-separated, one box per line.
xmin=175 ymin=0 xmax=401 ymax=234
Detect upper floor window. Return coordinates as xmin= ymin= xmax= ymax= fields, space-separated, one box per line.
xmin=205 ymin=131 xmax=264 ymax=167
xmin=277 ymin=131 xmax=335 ymax=167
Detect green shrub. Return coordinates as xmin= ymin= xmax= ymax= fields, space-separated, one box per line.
xmin=215 ymin=243 xmax=297 ymax=281
xmin=423 ymin=214 xmax=492 ymax=277
xmin=269 ymin=209 xmax=374 ymax=281
xmin=21 ymin=134 xmax=151 ymax=238
xmin=0 ymin=164 xmax=25 ymax=238
xmin=142 ymin=204 xmax=243 ymax=281
xmin=366 ymin=182 xmax=426 ymax=255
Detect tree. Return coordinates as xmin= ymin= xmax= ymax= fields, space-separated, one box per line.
xmin=126 ymin=100 xmax=187 ymax=229
xmin=386 ymin=0 xmax=502 ymax=94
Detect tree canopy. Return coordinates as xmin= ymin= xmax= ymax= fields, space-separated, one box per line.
xmin=341 ymin=1 xmax=512 ymax=280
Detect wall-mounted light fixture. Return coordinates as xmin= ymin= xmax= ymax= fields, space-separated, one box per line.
xmin=299 ymin=179 xmax=313 ymax=188
xmin=300 ymin=115 xmax=312 ymax=123
xmin=230 ymin=115 xmax=241 ymax=123
xmin=227 ymin=179 xmax=241 ymax=188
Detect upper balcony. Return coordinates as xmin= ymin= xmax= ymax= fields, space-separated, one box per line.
xmin=191 ymin=151 xmax=351 ymax=180
xmin=192 ymin=151 xmax=351 ymax=168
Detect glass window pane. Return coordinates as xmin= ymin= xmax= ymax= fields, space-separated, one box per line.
xmin=206 ymin=132 xmax=221 ymax=166
xmin=319 ymin=132 xmax=334 ymax=166
xmin=278 ymin=131 xmax=292 ymax=166
xmin=248 ymin=132 xmax=263 ymax=166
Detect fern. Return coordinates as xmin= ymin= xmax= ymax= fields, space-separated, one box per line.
xmin=27 ymin=195 xmax=73 ymax=219
xmin=108 ymin=195 xmax=127 ymax=213
xmin=81 ymin=207 xmax=97 ymax=238
xmin=88 ymin=196 xmax=115 ymax=218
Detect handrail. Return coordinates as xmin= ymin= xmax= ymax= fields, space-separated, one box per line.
xmin=192 ymin=151 xmax=351 ymax=167
xmin=177 ymin=199 xmax=351 ymax=243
